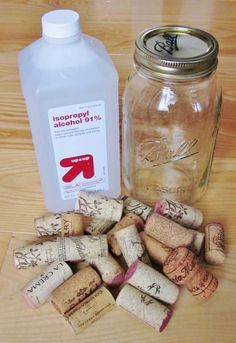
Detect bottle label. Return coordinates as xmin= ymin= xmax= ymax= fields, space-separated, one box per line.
xmin=48 ymin=100 xmax=108 ymax=200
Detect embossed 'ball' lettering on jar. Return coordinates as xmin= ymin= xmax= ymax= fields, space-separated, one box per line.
xmin=122 ymin=25 xmax=222 ymax=205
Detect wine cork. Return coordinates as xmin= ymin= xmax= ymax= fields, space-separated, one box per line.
xmin=85 ymin=218 xmax=115 ymax=235
xmin=75 ymin=191 xmax=123 ymax=222
xmin=14 ymin=240 xmax=58 ymax=269
xmin=57 ymin=235 xmax=108 ymax=262
xmin=21 ymin=261 xmax=72 ymax=309
xmin=107 ymin=213 xmax=144 ymax=256
xmin=189 ymin=230 xmax=205 ymax=255
xmin=205 ymin=222 xmax=225 ymax=265
xmin=163 ymin=247 xmax=201 ymax=285
xmin=145 ymin=213 xmax=195 ymax=249
xmin=186 ymin=267 xmax=218 ymax=300
xmin=66 ymin=286 xmax=115 ymax=334
xmin=115 ymin=225 xmax=151 ymax=267
xmin=139 ymin=232 xmax=173 ymax=265
xmin=155 ymin=199 xmax=203 ymax=229
xmin=125 ymin=260 xmax=179 ymax=304
xmin=122 ymin=195 xmax=152 ymax=221
xmin=50 ymin=266 xmax=102 ymax=315
xmin=87 ymin=254 xmax=125 ymax=286
xmin=68 ymin=260 xmax=91 ymax=274
xmin=35 ymin=213 xmax=83 ymax=237
xmin=116 ymin=284 xmax=172 ymax=332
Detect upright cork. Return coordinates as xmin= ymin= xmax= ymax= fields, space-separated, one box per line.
xmin=87 ymin=254 xmax=125 ymax=286
xmin=125 ymin=260 xmax=179 ymax=305
xmin=85 ymin=218 xmax=115 ymax=235
xmin=57 ymin=235 xmax=108 ymax=262
xmin=75 ymin=191 xmax=123 ymax=221
xmin=50 ymin=266 xmax=102 ymax=315
xmin=66 ymin=286 xmax=115 ymax=334
xmin=115 ymin=225 xmax=151 ymax=267
xmin=35 ymin=213 xmax=83 ymax=237
xmin=14 ymin=240 xmax=58 ymax=269
xmin=122 ymin=195 xmax=152 ymax=221
xmin=107 ymin=213 xmax=144 ymax=256
xmin=116 ymin=284 xmax=172 ymax=332
xmin=139 ymin=231 xmax=173 ymax=265
xmin=155 ymin=199 xmax=203 ymax=229
xmin=163 ymin=247 xmax=200 ymax=285
xmin=205 ymin=222 xmax=225 ymax=265
xmin=21 ymin=261 xmax=72 ymax=309
xmin=145 ymin=212 xmax=195 ymax=249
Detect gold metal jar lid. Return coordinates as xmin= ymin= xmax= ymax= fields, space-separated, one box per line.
xmin=134 ymin=25 xmax=219 ymax=80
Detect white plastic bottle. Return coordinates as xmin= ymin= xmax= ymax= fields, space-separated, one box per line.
xmin=18 ymin=10 xmax=120 ymax=212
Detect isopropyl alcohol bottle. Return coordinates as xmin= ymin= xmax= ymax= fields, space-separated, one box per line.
xmin=18 ymin=10 xmax=120 ymax=212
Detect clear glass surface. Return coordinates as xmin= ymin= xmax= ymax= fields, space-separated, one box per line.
xmin=122 ymin=69 xmax=222 ymax=205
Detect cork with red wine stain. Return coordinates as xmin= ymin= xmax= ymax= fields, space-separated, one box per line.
xmin=125 ymin=260 xmax=179 ymax=305
xmin=155 ymin=199 xmax=203 ymax=229
xmin=21 ymin=261 xmax=73 ymax=308
xmin=87 ymin=253 xmax=125 ymax=286
xmin=116 ymin=284 xmax=172 ymax=332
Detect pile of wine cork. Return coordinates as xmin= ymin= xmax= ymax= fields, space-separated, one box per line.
xmin=14 ymin=191 xmax=225 ymax=335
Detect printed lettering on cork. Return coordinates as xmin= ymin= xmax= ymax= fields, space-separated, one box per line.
xmin=205 ymin=222 xmax=225 ymax=265
xmin=155 ymin=199 xmax=203 ymax=229
xmin=21 ymin=261 xmax=73 ymax=308
xmin=116 ymin=284 xmax=172 ymax=332
xmin=50 ymin=266 xmax=102 ymax=315
xmin=75 ymin=191 xmax=123 ymax=222
xmin=35 ymin=213 xmax=83 ymax=237
xmin=122 ymin=195 xmax=152 ymax=221
xmin=14 ymin=240 xmax=59 ymax=269
xmin=107 ymin=213 xmax=144 ymax=256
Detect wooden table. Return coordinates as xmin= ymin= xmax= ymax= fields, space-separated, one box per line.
xmin=0 ymin=1 xmax=236 ymax=342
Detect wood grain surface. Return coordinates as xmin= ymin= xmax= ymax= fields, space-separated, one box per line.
xmin=0 ymin=1 xmax=236 ymax=342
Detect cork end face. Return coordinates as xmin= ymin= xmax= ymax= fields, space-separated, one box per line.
xmin=205 ymin=222 xmax=224 ymax=229
xmin=21 ymin=290 xmax=37 ymax=309
xmin=154 ymin=199 xmax=167 ymax=215
xmin=124 ymin=259 xmax=139 ymax=281
xmin=108 ymin=272 xmax=126 ymax=286
xmin=205 ymin=252 xmax=225 ymax=265
xmin=159 ymin=309 xmax=173 ymax=332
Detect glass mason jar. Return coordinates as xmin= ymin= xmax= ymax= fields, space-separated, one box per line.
xmin=122 ymin=26 xmax=222 ymax=205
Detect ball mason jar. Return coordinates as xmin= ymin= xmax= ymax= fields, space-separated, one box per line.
xmin=122 ymin=25 xmax=222 ymax=205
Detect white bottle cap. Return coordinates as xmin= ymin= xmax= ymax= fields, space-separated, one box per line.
xmin=42 ymin=10 xmax=81 ymax=39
